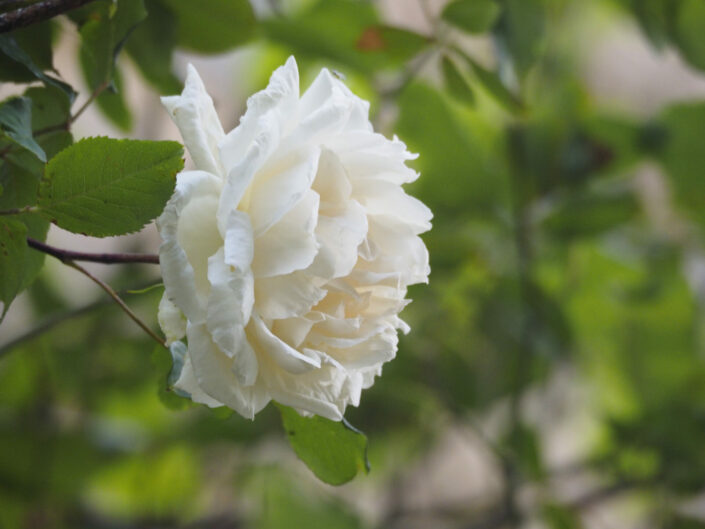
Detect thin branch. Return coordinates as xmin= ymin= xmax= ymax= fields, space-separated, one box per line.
xmin=0 ymin=0 xmax=98 ymax=33
xmin=0 ymin=205 xmax=35 ymax=216
xmin=0 ymin=279 xmax=162 ymax=358
xmin=27 ymin=237 xmax=160 ymax=265
xmin=64 ymin=260 xmax=166 ymax=348
xmin=34 ymin=80 xmax=110 ymax=137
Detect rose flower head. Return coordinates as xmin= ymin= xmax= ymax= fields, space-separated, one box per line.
xmin=157 ymin=57 xmax=431 ymax=421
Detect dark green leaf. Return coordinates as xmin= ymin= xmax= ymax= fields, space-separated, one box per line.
xmin=78 ymin=0 xmax=146 ymax=105
xmin=125 ymin=0 xmax=181 ymax=94
xmin=0 ymin=35 xmax=75 ymax=103
xmin=24 ymin=86 xmax=70 ymax=132
xmin=442 ymin=0 xmax=501 ymax=34
xmin=0 ymin=21 xmax=54 ymax=83
xmin=542 ymin=503 xmax=584 ymax=529
xmin=94 ymin=67 xmax=133 ymax=131
xmin=0 ymin=97 xmax=45 ymax=162
xmin=441 ymin=56 xmax=476 ymax=106
xmin=156 ymin=0 xmax=255 ymax=53
xmin=674 ymin=0 xmax=705 ymax=72
xmin=278 ymin=404 xmax=370 ymax=485
xmin=0 ymin=218 xmax=28 ymax=317
xmin=38 ymin=137 xmax=183 ymax=237
xmin=152 ymin=342 xmax=193 ymax=410
xmin=494 ymin=0 xmax=545 ymax=78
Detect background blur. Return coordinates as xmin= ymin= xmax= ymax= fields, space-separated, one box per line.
xmin=2 ymin=0 xmax=705 ymax=527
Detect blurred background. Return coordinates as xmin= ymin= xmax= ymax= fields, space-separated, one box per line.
xmin=2 ymin=0 xmax=705 ymax=527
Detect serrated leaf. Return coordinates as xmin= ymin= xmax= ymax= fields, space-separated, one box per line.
xmin=0 ymin=35 xmax=76 ymax=103
xmin=442 ymin=56 xmax=475 ymax=106
xmin=38 ymin=137 xmax=183 ymax=237
xmin=0 ymin=218 xmax=28 ymax=318
xmin=442 ymin=0 xmax=501 ymax=34
xmin=156 ymin=0 xmax=255 ymax=53
xmin=0 ymin=97 xmax=45 ymax=162
xmin=278 ymin=404 xmax=370 ymax=485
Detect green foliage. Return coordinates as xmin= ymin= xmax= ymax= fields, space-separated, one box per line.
xmin=156 ymin=0 xmax=256 ymax=53
xmin=0 ymin=97 xmax=45 ymax=162
xmin=0 ymin=21 xmax=54 ymax=83
xmin=442 ymin=56 xmax=476 ymax=106
xmin=442 ymin=0 xmax=502 ymax=34
xmin=38 ymin=137 xmax=183 ymax=237
xmin=278 ymin=405 xmax=370 ymax=485
xmin=0 ymin=218 xmax=28 ymax=316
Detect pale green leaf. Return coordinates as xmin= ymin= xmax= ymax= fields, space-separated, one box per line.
xmin=278 ymin=404 xmax=370 ymax=485
xmin=38 ymin=137 xmax=183 ymax=237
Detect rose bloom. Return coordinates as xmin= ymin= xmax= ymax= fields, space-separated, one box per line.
xmin=157 ymin=57 xmax=431 ymax=421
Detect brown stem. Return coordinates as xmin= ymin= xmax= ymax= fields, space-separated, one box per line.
xmin=0 ymin=0 xmax=99 ymax=33
xmin=64 ymin=260 xmax=166 ymax=348
xmin=27 ymin=237 xmax=160 ymax=265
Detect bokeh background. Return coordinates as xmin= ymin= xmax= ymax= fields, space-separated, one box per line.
xmin=2 ymin=0 xmax=705 ymax=527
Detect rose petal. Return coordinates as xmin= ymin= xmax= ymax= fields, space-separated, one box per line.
xmin=157 ymin=170 xmax=221 ymax=323
xmin=353 ymin=178 xmax=432 ymax=234
xmin=254 ymin=271 xmax=327 ymax=320
xmin=161 ymin=64 xmax=225 ymax=176
xmin=251 ymin=314 xmax=320 ymax=374
xmin=206 ymin=248 xmax=258 ymax=386
xmin=187 ymin=323 xmax=270 ymax=419
xmin=252 ymin=190 xmax=319 ymax=278
xmin=173 ymin=354 xmax=223 ymax=408
xmin=158 ymin=294 xmax=186 ymax=345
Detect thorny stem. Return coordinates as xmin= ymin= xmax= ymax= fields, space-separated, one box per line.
xmin=63 ymin=260 xmax=166 ymax=348
xmin=27 ymin=237 xmax=160 ymax=265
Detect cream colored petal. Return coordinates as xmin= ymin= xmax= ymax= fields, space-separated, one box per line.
xmin=157 ymin=170 xmax=221 ymax=324
xmin=158 ymin=294 xmax=186 ymax=345
xmin=161 ymin=64 xmax=225 ymax=176
xmin=353 ymin=178 xmax=432 ymax=234
xmin=252 ymin=190 xmax=319 ymax=278
xmin=254 ymin=271 xmax=326 ymax=320
xmin=187 ymin=323 xmax=270 ymax=419
xmin=251 ymin=314 xmax=320 ymax=374
xmin=223 ymin=209 xmax=254 ymax=271
xmin=206 ymin=248 xmax=257 ymax=386
xmin=173 ymin=354 xmax=223 ymax=408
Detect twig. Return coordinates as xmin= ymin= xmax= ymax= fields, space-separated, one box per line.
xmin=0 ymin=0 xmax=98 ymax=33
xmin=64 ymin=260 xmax=165 ymax=347
xmin=27 ymin=237 xmax=160 ymax=265
xmin=34 ymin=80 xmax=110 ymax=137
xmin=0 ymin=205 xmax=35 ymax=216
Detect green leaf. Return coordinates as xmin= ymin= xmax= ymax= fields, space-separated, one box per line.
xmin=262 ymin=0 xmax=422 ymax=72
xmin=674 ymin=0 xmax=705 ymax=72
xmin=156 ymin=0 xmax=255 ymax=53
xmin=356 ymin=25 xmax=430 ymax=64
xmin=152 ymin=342 xmax=193 ymax=410
xmin=441 ymin=56 xmax=476 ymax=106
xmin=0 ymin=97 xmax=45 ymax=162
xmin=0 ymin=218 xmax=28 ymax=317
xmin=0 ymin=35 xmax=76 ymax=103
xmin=24 ymin=86 xmax=71 ymax=132
xmin=38 ymin=137 xmax=183 ymax=237
xmin=94 ymin=67 xmax=133 ymax=131
xmin=456 ymin=50 xmax=523 ymax=113
xmin=277 ymin=405 xmax=370 ymax=485
xmin=494 ymin=0 xmax=545 ymax=78
xmin=79 ymin=0 xmax=147 ymax=89
xmin=0 ymin=21 xmax=54 ymax=83
xmin=442 ymin=0 xmax=501 ymax=34
xmin=125 ymin=0 xmax=181 ymax=94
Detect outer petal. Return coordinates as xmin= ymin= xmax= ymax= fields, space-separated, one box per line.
xmin=206 ymin=248 xmax=258 ymax=386
xmin=158 ymin=294 xmax=186 ymax=345
xmin=353 ymin=178 xmax=432 ymax=234
xmin=223 ymin=209 xmax=254 ymax=270
xmin=157 ymin=170 xmax=221 ymax=323
xmin=187 ymin=323 xmax=270 ymax=419
xmin=252 ymin=190 xmax=319 ymax=278
xmin=162 ymin=64 xmax=225 ymax=176
xmin=173 ymin=354 xmax=223 ymax=408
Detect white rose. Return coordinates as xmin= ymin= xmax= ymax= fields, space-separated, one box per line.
xmin=156 ymin=57 xmax=431 ymax=421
